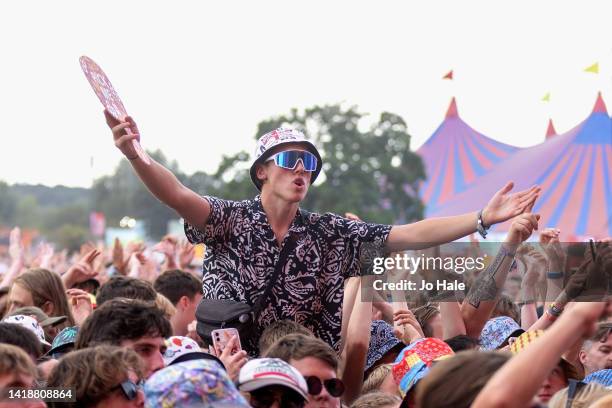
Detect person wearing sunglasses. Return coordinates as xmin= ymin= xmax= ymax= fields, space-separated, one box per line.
xmin=238 ymin=358 xmax=308 ymax=408
xmin=107 ymin=114 xmax=540 ymax=356
xmin=265 ymin=334 xmax=345 ymax=408
xmin=47 ymin=345 xmax=145 ymax=408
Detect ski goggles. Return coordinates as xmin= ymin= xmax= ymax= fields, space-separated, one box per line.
xmin=266 ymin=150 xmax=318 ymax=172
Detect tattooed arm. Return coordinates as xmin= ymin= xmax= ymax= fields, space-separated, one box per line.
xmin=461 ymin=213 xmax=540 ymax=338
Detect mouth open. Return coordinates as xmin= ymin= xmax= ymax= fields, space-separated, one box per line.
xmin=294 ymin=179 xmax=305 ymax=187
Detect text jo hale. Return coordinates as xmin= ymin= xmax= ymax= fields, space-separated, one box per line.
xmin=372 ymin=279 xmax=466 ymax=291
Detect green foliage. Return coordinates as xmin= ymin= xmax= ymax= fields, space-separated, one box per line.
xmin=0 ymin=181 xmax=16 ymax=225
xmin=212 ymin=104 xmax=426 ymax=224
xmin=47 ymin=224 xmax=90 ymax=253
xmin=91 ymin=150 xmax=187 ymax=239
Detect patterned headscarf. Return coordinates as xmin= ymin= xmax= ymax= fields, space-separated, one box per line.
xmin=144 ymin=360 xmax=249 ymax=407
xmin=392 ymin=338 xmax=454 ymax=397
xmin=366 ymin=320 xmax=403 ymax=372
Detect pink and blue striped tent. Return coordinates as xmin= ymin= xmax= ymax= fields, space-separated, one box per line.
xmin=418 ymin=98 xmax=520 ymax=215
xmin=431 ymin=93 xmax=612 ymax=240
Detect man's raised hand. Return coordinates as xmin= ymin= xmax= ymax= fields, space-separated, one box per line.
xmin=483 ymin=182 xmax=541 ymax=226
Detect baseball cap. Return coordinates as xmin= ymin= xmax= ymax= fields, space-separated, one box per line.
xmin=9 ymin=306 xmax=67 ymax=328
xmin=250 ymin=127 xmax=322 ymax=190
xmin=238 ymin=358 xmax=308 ymax=401
xmin=47 ymin=326 xmax=79 ymax=357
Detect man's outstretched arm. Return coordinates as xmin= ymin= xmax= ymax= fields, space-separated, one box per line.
xmin=106 ymin=111 xmax=211 ymax=230
xmin=385 ymin=182 xmax=540 ymax=252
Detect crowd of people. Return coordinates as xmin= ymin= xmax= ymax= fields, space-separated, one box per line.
xmin=0 ymin=113 xmax=609 ymax=407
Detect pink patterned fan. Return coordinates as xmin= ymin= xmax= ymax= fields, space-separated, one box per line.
xmin=79 ymin=56 xmax=150 ymax=164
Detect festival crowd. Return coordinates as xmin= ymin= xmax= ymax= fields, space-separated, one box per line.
xmin=0 ymin=113 xmax=609 ymax=408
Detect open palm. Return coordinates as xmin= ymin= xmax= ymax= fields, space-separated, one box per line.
xmin=484 ymin=182 xmax=541 ymax=226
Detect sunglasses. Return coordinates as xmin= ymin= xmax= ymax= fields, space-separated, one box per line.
xmin=250 ymin=389 xmax=305 ymax=408
xmin=112 ymin=378 xmax=144 ymax=401
xmin=304 ymin=376 xmax=345 ymax=398
xmin=266 ymin=150 xmax=318 ymax=172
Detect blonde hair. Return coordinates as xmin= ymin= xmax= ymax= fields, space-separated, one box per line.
xmin=155 ymin=293 xmax=176 ymax=320
xmin=350 ymin=391 xmax=401 ymax=408
xmin=548 ymin=383 xmax=610 ymax=408
xmin=362 ymin=364 xmax=393 ymax=395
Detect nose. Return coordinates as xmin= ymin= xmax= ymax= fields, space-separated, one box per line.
xmin=293 ymin=158 xmax=306 ymax=172
xmin=147 ymin=352 xmax=165 ymax=378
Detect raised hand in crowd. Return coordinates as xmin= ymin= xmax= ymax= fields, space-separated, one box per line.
xmin=177 ymin=240 xmax=196 ymax=270
xmin=540 ymin=227 xmax=565 ymax=271
xmin=62 ymin=248 xmax=101 ymax=289
xmin=209 ymin=335 xmax=248 ymax=382
xmin=462 ymin=211 xmax=539 ymax=337
xmin=0 ymin=227 xmax=25 ymax=288
xmin=127 ymin=250 xmax=158 ymax=282
xmin=111 ymin=237 xmax=128 ymax=275
xmin=474 ymin=301 xmax=610 ymax=408
xmin=66 ymin=288 xmax=93 ymax=327
xmin=393 ymin=308 xmax=424 ymax=344
xmin=153 ymin=235 xmax=179 ymax=271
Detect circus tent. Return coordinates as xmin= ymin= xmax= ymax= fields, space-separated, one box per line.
xmin=417 ymin=98 xmax=521 ymax=216
xmin=430 ymin=93 xmax=612 ymax=240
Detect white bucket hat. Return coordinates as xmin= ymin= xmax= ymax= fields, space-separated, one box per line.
xmin=249 ymin=127 xmax=322 ymax=190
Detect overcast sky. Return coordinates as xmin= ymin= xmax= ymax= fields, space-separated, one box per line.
xmin=1 ymin=0 xmax=610 ymax=188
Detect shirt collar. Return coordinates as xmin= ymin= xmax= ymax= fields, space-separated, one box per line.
xmin=252 ymin=195 xmax=307 ymax=235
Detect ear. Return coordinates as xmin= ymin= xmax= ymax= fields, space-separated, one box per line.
xmin=41 ymin=301 xmax=54 ymax=316
xmin=578 ymin=349 xmax=587 ymax=365
xmin=178 ymin=295 xmax=190 ymax=310
xmin=255 ymin=162 xmax=271 ymax=185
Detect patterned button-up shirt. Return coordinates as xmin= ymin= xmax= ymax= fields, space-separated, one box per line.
xmin=185 ymin=195 xmax=391 ymax=354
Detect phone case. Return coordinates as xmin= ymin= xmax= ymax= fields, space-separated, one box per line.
xmin=211 ymin=328 xmax=242 ymax=355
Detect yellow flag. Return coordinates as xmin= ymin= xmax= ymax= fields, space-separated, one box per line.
xmin=584 ymin=62 xmax=599 ymax=74
xmin=541 ymin=92 xmax=551 ymax=102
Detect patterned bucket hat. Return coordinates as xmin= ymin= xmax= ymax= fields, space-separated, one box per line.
xmin=392 ymin=337 xmax=454 ymax=397
xmin=250 ymin=127 xmax=322 ymax=190
xmin=365 ymin=320 xmax=403 ymax=372
xmin=144 ymin=359 xmax=249 ymax=408
xmin=479 ymin=316 xmax=524 ymax=351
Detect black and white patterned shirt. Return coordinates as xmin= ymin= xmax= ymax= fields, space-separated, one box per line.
xmin=184 ymin=195 xmax=391 ymax=354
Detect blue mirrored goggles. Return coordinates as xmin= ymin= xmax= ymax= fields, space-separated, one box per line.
xmin=266 ymin=150 xmax=318 ymax=172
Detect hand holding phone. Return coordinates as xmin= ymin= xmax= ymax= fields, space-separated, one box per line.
xmin=211 ymin=328 xmax=242 ymax=355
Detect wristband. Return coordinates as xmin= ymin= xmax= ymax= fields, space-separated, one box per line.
xmin=126 ymin=154 xmax=139 ymax=161
xmin=545 ymin=310 xmax=558 ymax=321
xmin=548 ymin=302 xmax=563 ymax=317
xmin=518 ymin=299 xmax=535 ymax=307
xmin=476 ymin=209 xmax=490 ymax=239
xmin=546 ymin=271 xmax=563 ymax=280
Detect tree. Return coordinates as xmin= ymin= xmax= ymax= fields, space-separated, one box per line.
xmin=91 ymin=150 xmax=187 ymax=239
xmin=212 ymin=104 xmax=426 ymax=224
xmin=0 ymin=181 xmax=16 ymax=226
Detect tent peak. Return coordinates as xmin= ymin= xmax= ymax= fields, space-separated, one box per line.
xmin=445 ymin=97 xmax=459 ymax=119
xmin=592 ymin=91 xmax=607 ymax=114
xmin=545 ymin=118 xmax=557 ymax=139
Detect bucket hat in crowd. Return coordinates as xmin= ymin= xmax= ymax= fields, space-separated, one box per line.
xmin=250 ymin=127 xmax=322 ymax=190
xmin=144 ymin=359 xmax=249 ymax=408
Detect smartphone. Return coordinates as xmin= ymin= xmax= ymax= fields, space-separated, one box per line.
xmin=211 ymin=328 xmax=242 ymax=355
